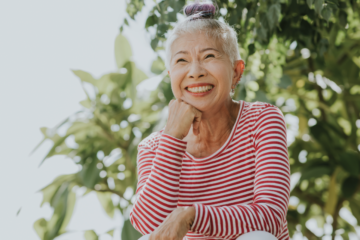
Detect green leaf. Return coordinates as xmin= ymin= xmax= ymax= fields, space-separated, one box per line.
xmin=151 ymin=57 xmax=165 ymax=74
xmin=45 ymin=186 xmax=70 ymax=239
xmin=309 ymin=123 xmax=332 ymax=149
xmin=341 ymin=177 xmax=360 ymax=199
xmin=121 ymin=219 xmax=142 ymax=240
xmin=132 ymin=63 xmax=148 ymax=85
xmin=107 ymin=229 xmax=115 ymax=237
xmin=229 ymin=10 xmax=240 ymax=25
xmin=318 ymin=38 xmax=329 ymax=56
xmin=83 ymin=188 xmax=93 ymax=196
xmin=115 ymin=34 xmax=132 ymax=69
xmin=314 ymin=0 xmax=323 ymax=15
xmin=327 ymin=0 xmax=339 ymax=5
xmin=339 ymin=10 xmax=348 ymax=28
xmin=267 ymin=3 xmax=281 ymax=31
xmin=84 ymin=230 xmax=99 ymax=240
xmin=307 ymin=0 xmax=314 ymax=8
xmin=59 ymin=189 xmax=76 ymax=233
xmin=325 ymin=168 xmax=339 ymax=215
xmin=33 ymin=218 xmax=47 ymax=239
xmin=40 ymin=182 xmax=61 ymax=207
xmin=96 ymin=191 xmax=115 ymax=218
xmin=80 ymin=99 xmax=92 ymax=108
xmin=95 ymin=74 xmax=117 ymax=95
xmin=145 ymin=14 xmax=158 ymax=28
xmin=257 ymin=26 xmax=268 ymax=43
xmin=300 ymin=166 xmax=332 ymax=181
xmin=321 ymin=5 xmax=332 ymax=22
xmin=79 ymin=157 xmax=101 ymax=189
xmin=339 ymin=152 xmax=360 ymax=176
xmin=150 ymin=38 xmax=159 ymax=51
xmin=254 ymin=90 xmax=270 ymax=103
xmin=38 ymin=174 xmax=76 ymax=206
xmin=247 ymin=44 xmax=255 ymax=56
xmin=236 ymin=85 xmax=246 ymax=100
xmin=156 ymin=24 xmax=168 ymax=38
xmin=109 ymin=73 xmax=128 ymax=89
xmin=39 ymin=134 xmax=72 ymax=166
xmin=16 ymin=207 xmax=21 ymax=216
xmin=126 ymin=0 xmax=144 ymax=19
xmin=350 ymin=198 xmax=360 ymax=224
xmin=72 ymin=70 xmax=96 ymax=84
xmin=167 ymin=11 xmax=177 ymax=22
xmin=278 ymin=74 xmax=292 ymax=89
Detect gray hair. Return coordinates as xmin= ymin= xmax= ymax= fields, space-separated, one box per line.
xmin=165 ymin=17 xmax=241 ymax=69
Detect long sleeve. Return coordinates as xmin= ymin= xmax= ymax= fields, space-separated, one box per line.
xmin=130 ymin=133 xmax=187 ymax=235
xmin=189 ymin=106 xmax=290 ymax=239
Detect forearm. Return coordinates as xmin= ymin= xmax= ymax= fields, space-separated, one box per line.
xmin=190 ymin=201 xmax=287 ymax=239
xmin=130 ymin=134 xmax=187 ymax=234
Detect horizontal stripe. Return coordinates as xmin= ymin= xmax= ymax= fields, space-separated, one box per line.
xmin=130 ymin=101 xmax=290 ymax=240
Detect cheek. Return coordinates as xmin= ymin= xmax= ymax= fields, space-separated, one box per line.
xmin=170 ymin=69 xmax=186 ymax=96
xmin=207 ymin=63 xmax=232 ymax=89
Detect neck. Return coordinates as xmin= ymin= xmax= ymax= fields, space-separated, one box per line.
xmin=187 ymin=98 xmax=240 ymax=143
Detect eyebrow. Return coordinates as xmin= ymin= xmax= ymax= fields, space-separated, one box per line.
xmin=173 ymin=48 xmax=220 ymax=57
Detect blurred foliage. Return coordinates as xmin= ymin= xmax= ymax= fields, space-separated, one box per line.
xmin=33 ymin=0 xmax=360 ymax=240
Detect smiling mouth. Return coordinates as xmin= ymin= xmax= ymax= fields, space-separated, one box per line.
xmin=185 ymin=85 xmax=214 ymax=93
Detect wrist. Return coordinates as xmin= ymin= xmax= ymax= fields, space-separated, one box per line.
xmin=185 ymin=206 xmax=196 ymax=229
xmin=163 ymin=130 xmax=183 ymax=140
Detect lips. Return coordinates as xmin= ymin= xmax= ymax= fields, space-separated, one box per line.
xmin=185 ymin=83 xmax=215 ymax=93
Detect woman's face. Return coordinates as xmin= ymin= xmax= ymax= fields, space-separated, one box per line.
xmin=168 ymin=32 xmax=242 ymax=112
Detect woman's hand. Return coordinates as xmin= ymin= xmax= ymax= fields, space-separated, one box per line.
xmin=149 ymin=207 xmax=195 ymax=240
xmin=164 ymin=99 xmax=202 ymax=139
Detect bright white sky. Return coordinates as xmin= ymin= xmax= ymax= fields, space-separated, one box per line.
xmin=0 ymin=0 xmax=155 ymax=239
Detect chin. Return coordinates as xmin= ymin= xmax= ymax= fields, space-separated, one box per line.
xmin=188 ymin=100 xmax=212 ymax=111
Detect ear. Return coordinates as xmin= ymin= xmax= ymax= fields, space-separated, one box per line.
xmin=232 ymin=60 xmax=245 ymax=85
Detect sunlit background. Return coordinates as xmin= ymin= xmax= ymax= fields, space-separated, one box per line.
xmin=1 ymin=0 xmax=360 ymax=240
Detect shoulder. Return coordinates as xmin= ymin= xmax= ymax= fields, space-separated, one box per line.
xmin=241 ymin=100 xmax=284 ymax=122
xmin=138 ymin=128 xmax=165 ymax=151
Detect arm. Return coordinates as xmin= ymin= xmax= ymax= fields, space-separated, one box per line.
xmin=130 ymin=133 xmax=187 ymax=235
xmin=189 ymin=106 xmax=290 ymax=239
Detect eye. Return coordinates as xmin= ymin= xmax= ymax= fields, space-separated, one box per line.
xmin=205 ymin=54 xmax=215 ymax=59
xmin=176 ymin=58 xmax=186 ymax=63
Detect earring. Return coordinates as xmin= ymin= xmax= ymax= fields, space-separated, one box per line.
xmin=230 ymin=84 xmax=236 ymax=97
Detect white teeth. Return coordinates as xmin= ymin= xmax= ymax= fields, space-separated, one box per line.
xmin=187 ymin=85 xmax=213 ymax=93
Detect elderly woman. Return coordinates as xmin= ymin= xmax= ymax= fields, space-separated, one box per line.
xmin=130 ymin=2 xmax=290 ymax=240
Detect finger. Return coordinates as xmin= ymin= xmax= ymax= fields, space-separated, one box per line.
xmin=177 ymin=98 xmax=185 ymax=105
xmin=192 ymin=111 xmax=202 ymax=136
xmin=178 ymin=98 xmax=190 ymax=105
xmin=193 ymin=124 xmax=199 ymax=135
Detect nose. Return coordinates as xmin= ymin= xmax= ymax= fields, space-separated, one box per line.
xmin=187 ymin=60 xmax=207 ymax=80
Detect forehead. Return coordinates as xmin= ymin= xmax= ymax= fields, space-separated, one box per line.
xmin=171 ymin=32 xmax=222 ymax=55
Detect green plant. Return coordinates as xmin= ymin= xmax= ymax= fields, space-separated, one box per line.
xmin=33 ymin=1 xmax=360 ymax=239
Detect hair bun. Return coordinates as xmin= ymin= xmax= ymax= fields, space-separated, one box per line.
xmin=184 ymin=1 xmax=216 ymax=20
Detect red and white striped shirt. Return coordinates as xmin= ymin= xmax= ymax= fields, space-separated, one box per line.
xmin=130 ymin=101 xmax=291 ymax=240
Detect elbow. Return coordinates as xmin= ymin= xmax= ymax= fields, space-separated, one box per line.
xmin=130 ymin=207 xmax=150 ymax=235
xmin=273 ymin=218 xmax=284 ymax=238
xmin=268 ymin=209 xmax=287 ymax=238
